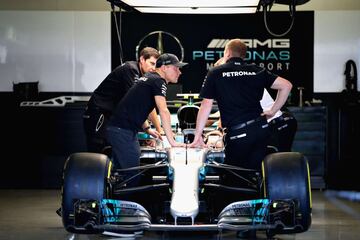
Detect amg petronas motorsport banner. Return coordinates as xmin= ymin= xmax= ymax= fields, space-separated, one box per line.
xmin=112 ymin=12 xmax=314 ymax=102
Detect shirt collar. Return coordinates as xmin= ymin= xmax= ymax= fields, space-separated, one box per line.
xmin=148 ymin=72 xmax=167 ymax=84
xmin=226 ymin=57 xmax=244 ymax=64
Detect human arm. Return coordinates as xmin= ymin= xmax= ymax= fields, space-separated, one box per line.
xmin=148 ymin=108 xmax=163 ymax=134
xmin=189 ymin=98 xmax=214 ymax=148
xmin=142 ymin=120 xmax=162 ymax=141
xmin=155 ymin=95 xmax=186 ymax=147
xmin=262 ymin=76 xmax=292 ymax=119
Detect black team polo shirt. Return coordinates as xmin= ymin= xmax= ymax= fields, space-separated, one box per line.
xmin=90 ymin=61 xmax=141 ymax=113
xmin=200 ymin=57 xmax=277 ymax=128
xmin=109 ymin=72 xmax=167 ymax=131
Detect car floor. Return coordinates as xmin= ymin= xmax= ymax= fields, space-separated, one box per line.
xmin=0 ymin=190 xmax=360 ymax=240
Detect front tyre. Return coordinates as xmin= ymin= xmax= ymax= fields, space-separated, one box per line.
xmin=61 ymin=152 xmax=112 ymax=233
xmin=262 ymin=152 xmax=312 ymax=235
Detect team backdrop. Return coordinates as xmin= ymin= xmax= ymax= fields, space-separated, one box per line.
xmin=112 ymin=11 xmax=314 ymax=103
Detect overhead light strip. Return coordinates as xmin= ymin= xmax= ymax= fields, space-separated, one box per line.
xmin=134 ymin=7 xmax=257 ymax=14
xmin=122 ymin=0 xmax=260 ymax=8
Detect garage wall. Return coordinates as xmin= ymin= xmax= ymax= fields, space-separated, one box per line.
xmin=1 ymin=10 xmax=359 ymax=94
xmin=314 ymin=11 xmax=360 ymax=93
xmin=0 ymin=11 xmax=110 ymax=92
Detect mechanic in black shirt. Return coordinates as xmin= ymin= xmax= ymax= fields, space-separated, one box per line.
xmin=190 ymin=39 xmax=292 ymax=170
xmin=106 ymin=53 xmax=187 ymax=184
xmin=83 ymin=47 xmax=162 ymax=153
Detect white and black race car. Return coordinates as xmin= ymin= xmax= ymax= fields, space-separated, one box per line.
xmin=60 ymin=138 xmax=312 ymax=238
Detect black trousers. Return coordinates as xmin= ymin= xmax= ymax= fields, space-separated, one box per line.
xmin=83 ymin=106 xmax=110 ymax=153
xmin=224 ymin=119 xmax=270 ymax=170
xmin=268 ymin=112 xmax=297 ymax=152
xmin=106 ymin=126 xmax=140 ymax=187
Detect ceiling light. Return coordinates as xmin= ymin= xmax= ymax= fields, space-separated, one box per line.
xmin=114 ymin=0 xmax=260 ymax=14
xmin=135 ymin=7 xmax=257 ymax=14
xmin=121 ymin=0 xmax=260 ymax=8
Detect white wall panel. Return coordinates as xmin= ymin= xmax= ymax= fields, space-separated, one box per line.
xmin=1 ymin=10 xmax=360 ymax=93
xmin=0 ymin=11 xmax=110 ymax=92
xmin=314 ymin=11 xmax=360 ymax=92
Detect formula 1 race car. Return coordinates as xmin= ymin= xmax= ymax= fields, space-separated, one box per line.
xmin=60 ymin=138 xmax=312 ymax=238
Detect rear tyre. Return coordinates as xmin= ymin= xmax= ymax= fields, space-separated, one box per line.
xmin=262 ymin=152 xmax=312 ymax=235
xmin=61 ymin=152 xmax=112 ymax=233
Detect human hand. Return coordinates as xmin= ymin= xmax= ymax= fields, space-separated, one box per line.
xmin=145 ymin=139 xmax=156 ymax=147
xmin=146 ymin=129 xmax=163 ymax=141
xmin=156 ymin=127 xmax=165 ymax=135
xmin=188 ymin=135 xmax=206 ymax=148
xmin=261 ymin=110 xmax=275 ymax=120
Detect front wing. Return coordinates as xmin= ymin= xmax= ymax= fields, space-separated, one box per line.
xmin=67 ymin=198 xmax=303 ymax=233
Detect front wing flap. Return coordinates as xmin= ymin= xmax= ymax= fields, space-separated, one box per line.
xmin=218 ymin=199 xmax=297 ymax=231
xmin=70 ymin=198 xmax=299 ymax=232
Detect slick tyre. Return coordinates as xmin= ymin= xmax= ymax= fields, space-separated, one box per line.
xmin=61 ymin=152 xmax=112 ymax=233
xmin=262 ymin=152 xmax=312 ymax=234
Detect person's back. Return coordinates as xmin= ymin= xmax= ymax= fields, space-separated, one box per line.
xmin=190 ymin=39 xmax=292 ymax=171
xmin=90 ymin=61 xmax=140 ymax=113
xmin=206 ymin=59 xmax=276 ymax=128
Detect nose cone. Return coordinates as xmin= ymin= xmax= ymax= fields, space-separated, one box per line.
xmin=168 ymin=148 xmax=207 ymax=222
xmin=171 ymin=188 xmax=199 ymax=218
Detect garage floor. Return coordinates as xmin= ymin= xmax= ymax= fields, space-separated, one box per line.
xmin=0 ymin=190 xmax=360 ymax=240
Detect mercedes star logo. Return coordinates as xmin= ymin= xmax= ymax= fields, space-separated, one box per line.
xmin=136 ymin=31 xmax=185 ymax=62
